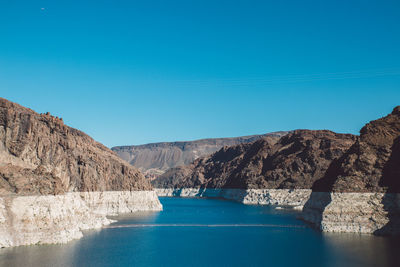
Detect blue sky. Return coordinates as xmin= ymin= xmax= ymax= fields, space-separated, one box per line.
xmin=1 ymin=0 xmax=399 ymax=147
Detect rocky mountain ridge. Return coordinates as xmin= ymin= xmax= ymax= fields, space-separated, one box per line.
xmin=112 ymin=131 xmax=288 ymax=179
xmin=154 ymin=106 xmax=400 ymax=194
xmin=0 ymin=97 xmax=152 ymax=196
xmin=0 ymin=97 xmax=162 ymax=248
xmin=153 ymin=130 xmax=357 ymax=190
xmin=153 ymin=106 xmax=400 ymax=235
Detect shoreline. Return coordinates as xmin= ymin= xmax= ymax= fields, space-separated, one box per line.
xmin=155 ymin=188 xmax=312 ymax=208
xmin=0 ymin=191 xmax=162 ymax=248
xmin=2 ymin=188 xmax=399 ymax=248
xmin=302 ymin=192 xmax=400 ymax=235
xmin=155 ymin=188 xmax=400 ymax=235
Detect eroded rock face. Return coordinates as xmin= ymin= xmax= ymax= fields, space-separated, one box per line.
xmin=301 ymin=192 xmax=399 ymax=234
xmin=332 ymin=107 xmax=400 ymax=193
xmin=0 ymin=191 xmax=162 ymax=248
xmin=312 ymin=106 xmax=400 ymax=193
xmin=0 ymin=98 xmax=162 ymax=248
xmin=153 ymin=130 xmax=356 ymax=190
xmin=0 ymin=97 xmax=152 ymax=195
xmin=111 ymin=132 xmax=288 ymax=179
xmin=303 ymin=106 xmax=400 ymax=234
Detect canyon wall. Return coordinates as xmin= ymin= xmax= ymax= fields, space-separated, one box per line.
xmin=153 ymin=107 xmax=400 ymax=234
xmin=0 ymin=191 xmax=161 ymax=248
xmin=302 ymin=192 xmax=400 ymax=234
xmin=302 ymin=106 xmax=400 ymax=234
xmin=0 ymin=98 xmax=162 ymax=247
xmin=0 ymin=98 xmax=152 ymax=194
xmin=112 ymin=132 xmax=288 ymax=179
xmin=153 ymin=130 xmax=356 ymax=190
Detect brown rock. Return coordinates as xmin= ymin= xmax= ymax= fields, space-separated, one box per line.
xmin=112 ymin=132 xmax=289 ymax=179
xmin=323 ymin=106 xmax=400 ymax=193
xmin=0 ymin=98 xmax=151 ymax=196
xmin=153 ymin=130 xmax=356 ymax=190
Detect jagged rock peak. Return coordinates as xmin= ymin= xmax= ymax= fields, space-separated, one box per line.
xmin=392 ymin=106 xmax=400 ymax=115
xmin=360 ymin=106 xmax=400 ymax=147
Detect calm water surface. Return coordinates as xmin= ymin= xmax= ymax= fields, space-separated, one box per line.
xmin=1 ymin=197 xmax=400 ymax=267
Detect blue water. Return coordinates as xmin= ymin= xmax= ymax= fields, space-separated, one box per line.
xmin=1 ymin=197 xmax=400 ymax=267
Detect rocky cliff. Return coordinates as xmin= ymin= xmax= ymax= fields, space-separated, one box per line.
xmin=153 ymin=130 xmax=356 ymax=190
xmin=0 ymin=98 xmax=162 ymax=248
xmin=330 ymin=106 xmax=400 ymax=193
xmin=153 ymin=107 xmax=400 ymax=235
xmin=111 ymin=132 xmax=288 ymax=179
xmin=303 ymin=107 xmax=400 ymax=234
xmin=0 ymin=98 xmax=153 ymax=195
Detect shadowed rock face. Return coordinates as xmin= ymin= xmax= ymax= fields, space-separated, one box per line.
xmin=153 ymin=130 xmax=356 ymax=189
xmin=302 ymin=107 xmax=400 ymax=235
xmin=112 ymin=132 xmax=288 ymax=179
xmin=0 ymin=98 xmax=152 ymax=195
xmin=312 ymin=106 xmax=400 ymax=193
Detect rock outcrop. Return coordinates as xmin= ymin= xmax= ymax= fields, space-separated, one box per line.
xmin=153 ymin=130 xmax=356 ymax=191
xmin=0 ymin=98 xmax=152 ymax=195
xmin=111 ymin=132 xmax=288 ymax=179
xmin=152 ymin=106 xmax=400 ymax=235
xmin=0 ymin=98 xmax=162 ymax=248
xmin=303 ymin=106 xmax=400 ymax=234
xmin=302 ymin=192 xmax=400 ymax=234
xmin=0 ymin=191 xmax=161 ymax=248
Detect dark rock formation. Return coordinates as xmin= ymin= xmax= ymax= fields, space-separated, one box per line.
xmin=312 ymin=106 xmax=400 ymax=193
xmin=112 ymin=132 xmax=288 ymax=179
xmin=153 ymin=130 xmax=356 ymax=189
xmin=0 ymin=98 xmax=152 ymax=195
xmin=302 ymin=106 xmax=400 ymax=235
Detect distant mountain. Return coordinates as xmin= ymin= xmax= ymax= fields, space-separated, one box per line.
xmin=111 ymin=132 xmax=289 ymax=179
xmin=152 ymin=106 xmax=400 ymax=193
xmin=152 ymin=130 xmax=356 ymax=189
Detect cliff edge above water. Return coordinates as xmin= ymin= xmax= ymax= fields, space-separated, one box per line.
xmin=0 ymin=98 xmax=161 ymax=248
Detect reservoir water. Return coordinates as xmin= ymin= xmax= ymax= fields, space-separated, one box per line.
xmin=1 ymin=197 xmax=400 ymax=267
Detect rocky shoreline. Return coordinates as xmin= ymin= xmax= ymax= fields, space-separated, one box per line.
xmin=156 ymin=188 xmax=400 ymax=234
xmin=1 ymin=96 xmax=399 ymax=248
xmin=0 ymin=98 xmax=164 ymax=248
xmin=302 ymin=192 xmax=400 ymax=234
xmin=0 ymin=191 xmax=162 ymax=248
xmin=155 ymin=188 xmax=312 ymax=208
xmin=152 ymin=107 xmax=400 ymax=235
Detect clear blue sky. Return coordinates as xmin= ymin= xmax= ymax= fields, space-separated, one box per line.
xmin=1 ymin=0 xmax=399 ymax=147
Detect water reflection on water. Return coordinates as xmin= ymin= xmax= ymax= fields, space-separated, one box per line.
xmin=321 ymin=232 xmax=400 ymax=267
